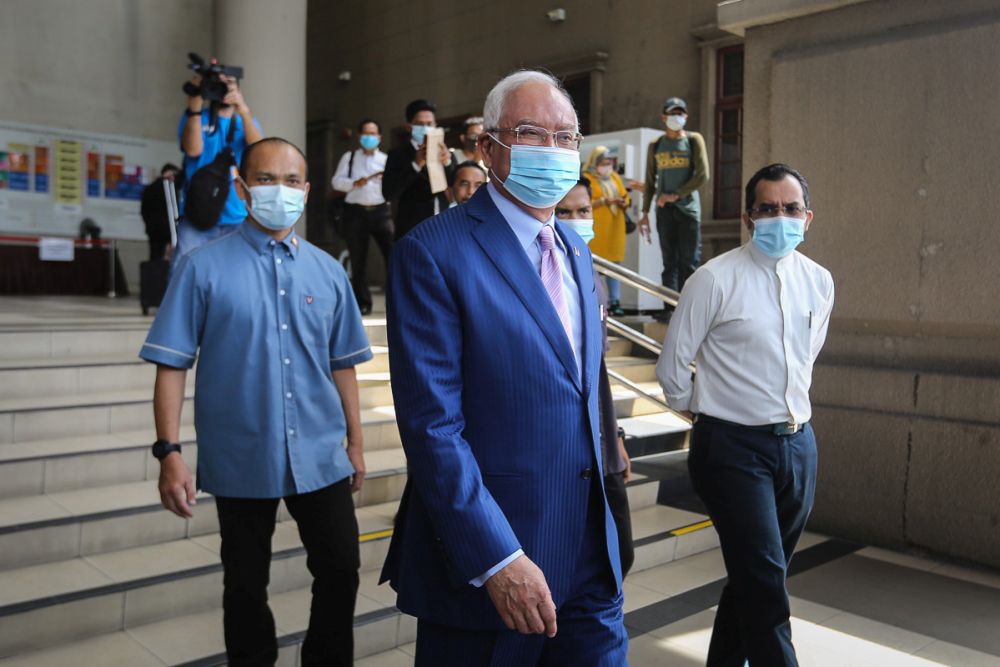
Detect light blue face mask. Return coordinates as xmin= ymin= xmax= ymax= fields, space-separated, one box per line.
xmin=247 ymin=184 xmax=306 ymax=231
xmin=560 ymin=218 xmax=594 ymax=244
xmin=411 ymin=125 xmax=429 ymax=144
xmin=359 ymin=134 xmax=380 ymax=150
xmin=751 ymin=216 xmax=805 ymax=257
xmin=489 ymin=136 xmax=581 ymax=209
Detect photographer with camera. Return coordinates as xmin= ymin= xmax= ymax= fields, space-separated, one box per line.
xmin=174 ymin=54 xmax=263 ymax=264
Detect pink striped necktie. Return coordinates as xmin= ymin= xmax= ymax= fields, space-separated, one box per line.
xmin=537 ymin=225 xmax=573 ymax=346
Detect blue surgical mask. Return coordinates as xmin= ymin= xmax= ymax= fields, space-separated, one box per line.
xmin=489 ymin=137 xmax=581 ymax=209
xmin=359 ymin=134 xmax=380 ymax=150
xmin=247 ymin=184 xmax=306 ymax=231
xmin=560 ymin=218 xmax=595 ymax=244
xmin=751 ymin=216 xmax=805 ymax=258
xmin=411 ymin=125 xmax=429 ymax=144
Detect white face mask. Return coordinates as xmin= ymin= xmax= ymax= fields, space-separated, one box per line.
xmin=597 ymin=164 xmax=613 ymax=177
xmin=247 ymin=184 xmax=306 ymax=230
xmin=560 ymin=218 xmax=595 ymax=244
xmin=665 ymin=114 xmax=687 ymax=131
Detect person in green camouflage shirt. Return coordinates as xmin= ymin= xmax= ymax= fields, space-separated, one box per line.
xmin=638 ymin=97 xmax=710 ymax=311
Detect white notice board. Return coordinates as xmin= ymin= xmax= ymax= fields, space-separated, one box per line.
xmin=0 ymin=120 xmax=182 ymax=241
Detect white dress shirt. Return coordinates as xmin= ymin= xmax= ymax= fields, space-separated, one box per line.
xmin=656 ymin=241 xmax=834 ymax=425
xmin=331 ymin=148 xmax=387 ymax=206
xmin=468 ymin=183 xmax=587 ymax=588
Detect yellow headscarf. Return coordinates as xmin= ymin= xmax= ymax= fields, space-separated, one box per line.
xmin=583 ymin=145 xmax=620 ymax=216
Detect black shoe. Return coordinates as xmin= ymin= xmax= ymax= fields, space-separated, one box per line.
xmin=609 ymin=300 xmax=625 ymax=317
xmin=653 ymin=309 xmax=672 ymax=323
xmin=360 ymin=305 xmax=372 ymax=316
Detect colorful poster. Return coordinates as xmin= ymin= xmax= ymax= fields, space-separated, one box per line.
xmin=0 ymin=151 xmax=8 ymax=190
xmin=104 ymin=154 xmax=123 ymax=199
xmin=86 ymin=152 xmax=101 ymax=197
xmin=7 ymin=144 xmax=30 ymax=191
xmin=34 ymin=146 xmax=49 ymax=193
xmin=53 ymin=140 xmax=82 ymax=205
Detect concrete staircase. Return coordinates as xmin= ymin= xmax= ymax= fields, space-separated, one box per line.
xmin=0 ymin=298 xmax=702 ymax=666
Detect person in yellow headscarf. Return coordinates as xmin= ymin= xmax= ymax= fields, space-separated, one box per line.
xmin=583 ymin=146 xmax=630 ymax=315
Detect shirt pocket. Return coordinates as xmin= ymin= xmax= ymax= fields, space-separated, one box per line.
xmin=298 ymin=294 xmax=335 ymax=346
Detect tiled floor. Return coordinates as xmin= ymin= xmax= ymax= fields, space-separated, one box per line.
xmin=357 ymin=533 xmax=1000 ymax=667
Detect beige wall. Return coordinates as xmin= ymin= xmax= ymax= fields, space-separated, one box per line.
xmin=0 ymin=0 xmax=214 ymax=141
xmin=739 ymin=0 xmax=1000 ymax=566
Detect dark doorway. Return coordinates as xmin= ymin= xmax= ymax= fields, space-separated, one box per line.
xmin=563 ymin=74 xmax=591 ymax=135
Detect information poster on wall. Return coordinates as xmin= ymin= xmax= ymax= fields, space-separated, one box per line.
xmin=86 ymin=152 xmax=101 ymax=197
xmin=34 ymin=146 xmax=49 ymax=193
xmin=0 ymin=120 xmax=180 ymax=240
xmin=53 ymin=139 xmax=82 ymax=206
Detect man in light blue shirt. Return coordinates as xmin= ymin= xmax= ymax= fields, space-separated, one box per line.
xmin=141 ymin=137 xmax=371 ymax=666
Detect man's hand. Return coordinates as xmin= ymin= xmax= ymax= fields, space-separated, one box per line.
xmin=353 ymin=176 xmax=369 ymax=188
xmin=638 ymin=214 xmax=652 ymax=244
xmin=618 ymin=436 xmax=632 ymax=483
xmin=158 ymin=453 xmax=196 ymax=518
xmin=657 ymin=192 xmax=679 ymax=207
xmin=347 ymin=438 xmax=365 ymax=492
xmin=438 ymin=142 xmax=452 ymax=166
xmin=222 ymin=76 xmax=248 ymax=114
xmin=485 ymin=555 xmax=558 ymax=637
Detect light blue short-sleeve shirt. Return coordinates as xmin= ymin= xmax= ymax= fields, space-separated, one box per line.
xmin=140 ymin=219 xmax=373 ymax=498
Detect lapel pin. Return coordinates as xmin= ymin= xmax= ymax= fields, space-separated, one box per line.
xmin=306 ymin=295 xmax=313 ymax=305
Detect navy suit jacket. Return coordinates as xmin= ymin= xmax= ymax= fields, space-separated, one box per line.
xmin=380 ymin=186 xmax=623 ymax=630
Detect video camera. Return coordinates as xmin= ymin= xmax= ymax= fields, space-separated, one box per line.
xmin=182 ymin=53 xmax=244 ymax=132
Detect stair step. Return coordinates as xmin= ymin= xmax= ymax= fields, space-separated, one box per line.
xmin=611 ymin=381 xmax=671 ymax=418
xmin=0 ymin=524 xmax=403 ymax=662
xmin=0 ymin=445 xmax=406 ymax=570
xmin=0 ymin=499 xmax=715 ymax=665
xmin=0 ymin=320 xmax=386 ymax=362
xmin=0 ymin=347 xmax=388 ymax=399
xmin=604 ymin=356 xmax=657 ymax=382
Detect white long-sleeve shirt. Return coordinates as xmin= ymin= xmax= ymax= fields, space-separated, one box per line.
xmin=656 ymin=241 xmax=834 ymax=425
xmin=331 ymin=148 xmax=387 ymax=206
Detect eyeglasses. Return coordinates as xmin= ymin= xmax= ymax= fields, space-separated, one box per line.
xmin=487 ymin=125 xmax=583 ymax=150
xmin=747 ymin=203 xmax=809 ymax=220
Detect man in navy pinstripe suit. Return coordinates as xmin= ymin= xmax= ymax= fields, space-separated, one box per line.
xmin=381 ymin=70 xmax=628 ymax=666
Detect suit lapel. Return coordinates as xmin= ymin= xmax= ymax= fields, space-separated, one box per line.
xmin=468 ymin=191 xmax=582 ymax=393
xmin=555 ymin=221 xmax=599 ymax=397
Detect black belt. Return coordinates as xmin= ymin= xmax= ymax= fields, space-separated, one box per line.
xmin=345 ymin=202 xmax=388 ymax=211
xmin=696 ymin=414 xmax=807 ymax=436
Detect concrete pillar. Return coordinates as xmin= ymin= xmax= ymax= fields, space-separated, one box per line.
xmin=214 ymin=0 xmax=307 ymax=232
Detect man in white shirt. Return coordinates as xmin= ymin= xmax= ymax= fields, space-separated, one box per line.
xmin=656 ymin=163 xmax=834 ymax=667
xmin=332 ymin=118 xmax=390 ymax=315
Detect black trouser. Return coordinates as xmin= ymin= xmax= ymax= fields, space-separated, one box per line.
xmin=149 ymin=239 xmax=169 ymax=262
xmin=603 ymin=471 xmax=634 ymax=577
xmin=215 ymin=478 xmax=360 ymax=667
xmin=655 ymin=204 xmax=701 ymax=291
xmin=688 ymin=418 xmax=817 ymax=667
xmin=343 ymin=203 xmax=393 ymax=312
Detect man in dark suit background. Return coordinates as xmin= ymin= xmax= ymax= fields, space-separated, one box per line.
xmin=381 ymin=99 xmax=456 ymax=240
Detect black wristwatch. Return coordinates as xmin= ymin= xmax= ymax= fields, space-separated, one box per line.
xmin=152 ymin=439 xmax=182 ymax=460
xmin=185 ymin=108 xmax=202 ymax=117
xmin=617 ymin=427 xmax=626 ymax=441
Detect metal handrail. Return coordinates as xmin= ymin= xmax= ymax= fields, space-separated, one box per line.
xmin=592 ymin=255 xmax=680 ymax=308
xmin=607 ymin=317 xmax=662 ymax=356
xmin=605 ymin=368 xmax=671 ymax=410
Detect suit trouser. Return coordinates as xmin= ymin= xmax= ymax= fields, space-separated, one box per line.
xmin=413 ymin=475 xmax=628 ymax=666
xmin=655 ymin=204 xmax=701 ymax=292
xmin=343 ymin=203 xmax=393 ymax=312
xmin=215 ymin=478 xmax=360 ymax=667
xmin=688 ymin=419 xmax=817 ymax=667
